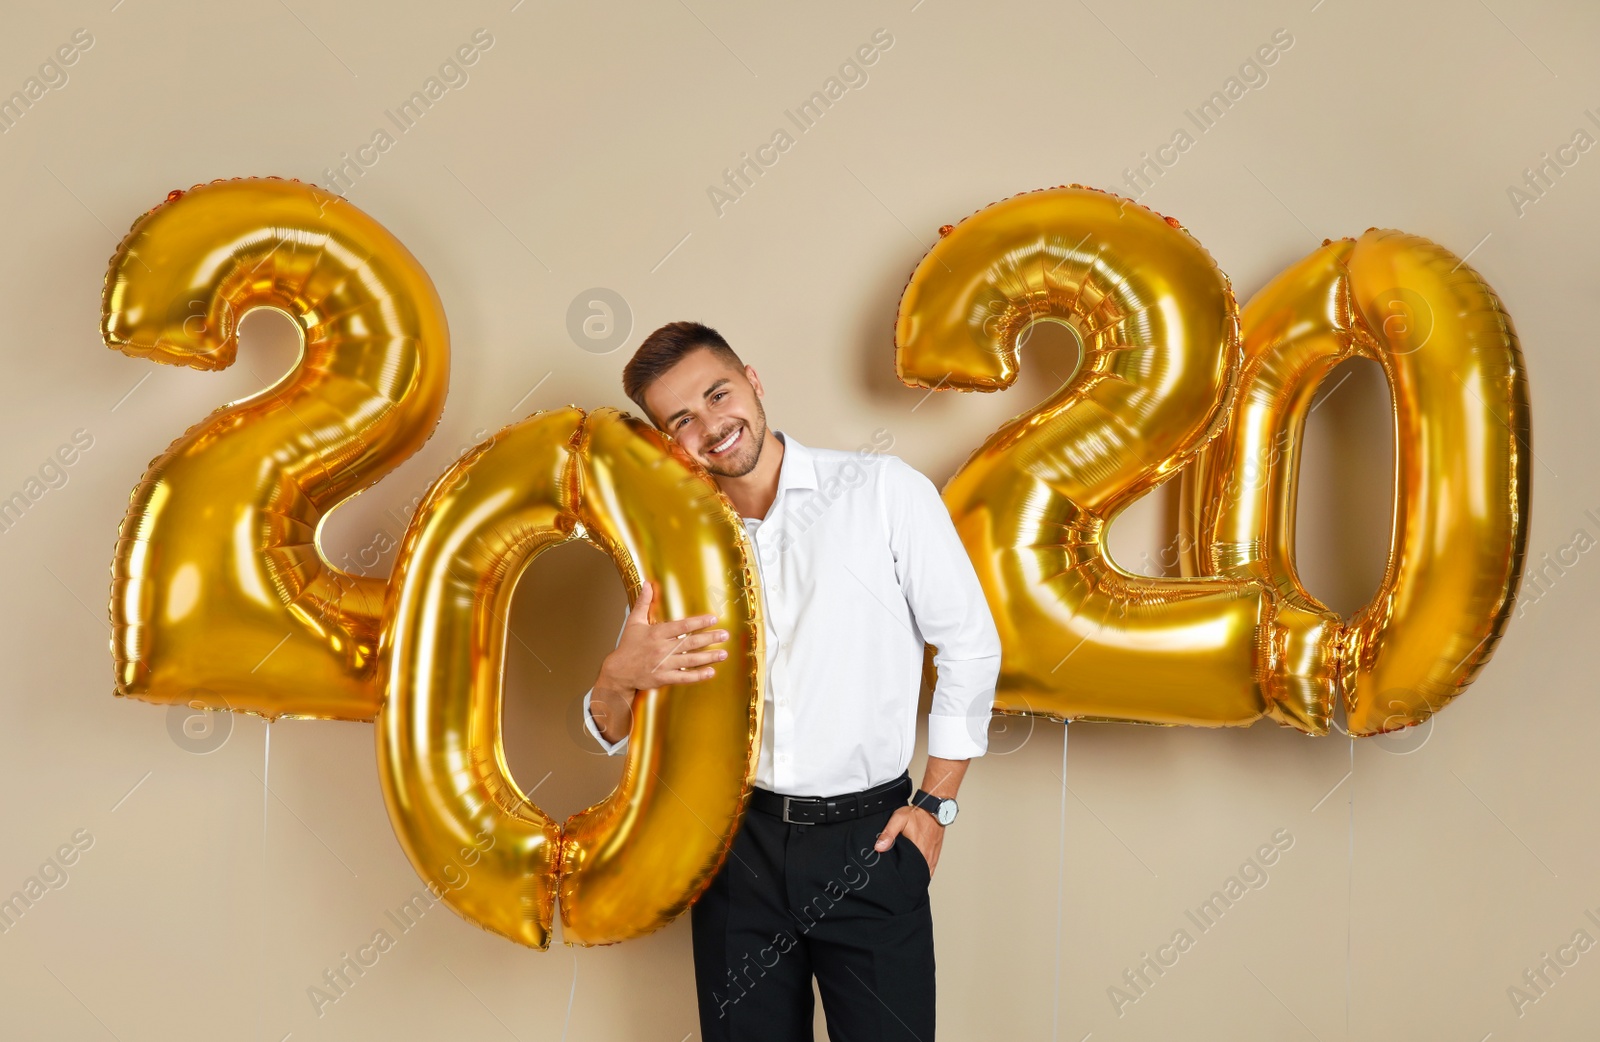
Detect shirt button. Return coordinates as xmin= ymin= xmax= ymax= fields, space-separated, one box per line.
xmin=781 ymin=641 xmax=791 ymax=650
xmin=778 ymin=698 xmax=788 ymax=707
xmin=779 ymin=753 xmax=790 ymax=763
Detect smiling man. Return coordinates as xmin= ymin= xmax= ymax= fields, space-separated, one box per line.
xmin=583 ymin=321 xmax=1000 ymax=1041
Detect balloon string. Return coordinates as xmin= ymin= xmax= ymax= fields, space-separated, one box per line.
xmin=1345 ymin=733 xmax=1353 ymax=1040
xmin=1051 ymin=720 xmax=1069 ymax=1041
xmin=258 ymin=720 xmax=271 ymax=1042
xmin=559 ymin=947 xmax=579 ymax=1042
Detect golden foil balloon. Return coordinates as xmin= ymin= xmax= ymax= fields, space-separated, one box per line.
xmin=1184 ymin=229 xmax=1531 ymax=735
xmin=377 ymin=406 xmax=763 ymax=949
xmin=1176 ymin=238 xmax=1362 ymax=724
xmin=102 ymin=177 xmax=449 ymax=722
xmin=895 ymin=185 xmax=1342 ymax=733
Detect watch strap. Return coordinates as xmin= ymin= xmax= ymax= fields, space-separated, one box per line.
xmin=911 ymin=788 xmax=950 ymax=823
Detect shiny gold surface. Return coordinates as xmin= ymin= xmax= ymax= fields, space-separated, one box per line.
xmin=102 ymin=177 xmax=449 ymax=721
xmin=902 ymin=187 xmax=1529 ymax=737
xmin=1344 ymin=230 xmax=1529 ymax=733
xmin=377 ymin=407 xmax=763 ymax=949
xmin=1185 ymin=229 xmax=1530 ymax=734
xmin=895 ymin=186 xmax=1344 ymax=732
xmin=1340 ymin=231 xmax=1530 ymax=734
xmin=1179 ymin=238 xmax=1361 ymax=728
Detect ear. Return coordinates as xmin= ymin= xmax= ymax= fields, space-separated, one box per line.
xmin=745 ymin=364 xmax=764 ymax=399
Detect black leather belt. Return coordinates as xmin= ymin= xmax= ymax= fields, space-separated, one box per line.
xmin=749 ymin=772 xmax=912 ymax=825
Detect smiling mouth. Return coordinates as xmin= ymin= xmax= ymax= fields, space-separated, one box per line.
xmin=707 ymin=426 xmax=744 ymax=457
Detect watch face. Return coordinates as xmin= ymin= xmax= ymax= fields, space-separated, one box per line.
xmin=936 ymin=799 xmax=958 ymax=826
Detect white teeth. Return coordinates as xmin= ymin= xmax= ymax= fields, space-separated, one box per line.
xmin=711 ymin=428 xmax=741 ymax=454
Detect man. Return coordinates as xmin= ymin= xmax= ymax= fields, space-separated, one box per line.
xmin=583 ymin=321 xmax=1000 ymax=1041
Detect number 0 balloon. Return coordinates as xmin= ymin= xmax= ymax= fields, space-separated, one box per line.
xmin=378 ymin=406 xmax=763 ymax=948
xmin=1181 ymin=230 xmax=1531 ymax=735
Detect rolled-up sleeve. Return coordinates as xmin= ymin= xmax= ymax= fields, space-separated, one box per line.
xmin=885 ymin=458 xmax=1001 ymax=759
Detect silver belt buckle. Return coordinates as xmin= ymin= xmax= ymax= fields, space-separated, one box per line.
xmin=781 ymin=796 xmax=798 ymax=824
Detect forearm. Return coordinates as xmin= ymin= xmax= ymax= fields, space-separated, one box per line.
xmin=588 ymin=661 xmax=635 ymax=746
xmin=919 ymin=755 xmax=969 ymax=800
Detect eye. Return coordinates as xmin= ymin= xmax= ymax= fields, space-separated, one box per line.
xmin=711 ymin=391 xmax=727 ymax=403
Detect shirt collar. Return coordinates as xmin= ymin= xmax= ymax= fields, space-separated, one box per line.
xmin=771 ymin=429 xmax=817 ymax=493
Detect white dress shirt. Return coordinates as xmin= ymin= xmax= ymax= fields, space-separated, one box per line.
xmin=583 ymin=430 xmax=1000 ymax=797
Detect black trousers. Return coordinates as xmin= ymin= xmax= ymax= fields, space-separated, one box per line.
xmin=690 ymin=783 xmax=936 ymax=1041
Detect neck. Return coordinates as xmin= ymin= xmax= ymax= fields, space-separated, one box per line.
xmin=717 ymin=429 xmax=784 ymax=520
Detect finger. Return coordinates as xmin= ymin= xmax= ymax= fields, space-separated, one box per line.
xmin=625 ymin=581 xmax=655 ymax=626
xmin=647 ymin=630 xmax=694 ymax=675
xmin=652 ymin=613 xmax=720 ymax=638
xmin=653 ymin=666 xmax=716 ymax=686
xmin=674 ymin=629 xmax=731 ymax=652
xmin=875 ymin=813 xmax=907 ymax=852
xmin=666 ymin=649 xmax=729 ymax=669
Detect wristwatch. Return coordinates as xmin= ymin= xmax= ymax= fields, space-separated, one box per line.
xmin=910 ymin=788 xmax=958 ymax=826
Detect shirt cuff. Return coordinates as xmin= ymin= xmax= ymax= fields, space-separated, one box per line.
xmin=927 ymin=711 xmax=988 ymax=761
xmin=582 ymin=688 xmax=630 ymax=756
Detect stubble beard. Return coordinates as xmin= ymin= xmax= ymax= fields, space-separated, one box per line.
xmin=702 ymin=401 xmax=769 ymax=479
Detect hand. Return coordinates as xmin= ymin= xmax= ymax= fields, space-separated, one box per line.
xmin=589 ymin=582 xmax=729 ymax=743
xmin=874 ymin=805 xmax=944 ymax=879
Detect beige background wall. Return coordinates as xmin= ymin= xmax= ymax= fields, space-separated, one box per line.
xmin=2 ymin=0 xmax=1595 ymax=1038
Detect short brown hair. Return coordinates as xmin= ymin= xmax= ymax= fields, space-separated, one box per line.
xmin=622 ymin=321 xmax=743 ymax=421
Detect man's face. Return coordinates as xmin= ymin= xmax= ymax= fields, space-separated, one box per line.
xmin=642 ymin=346 xmax=770 ymax=478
